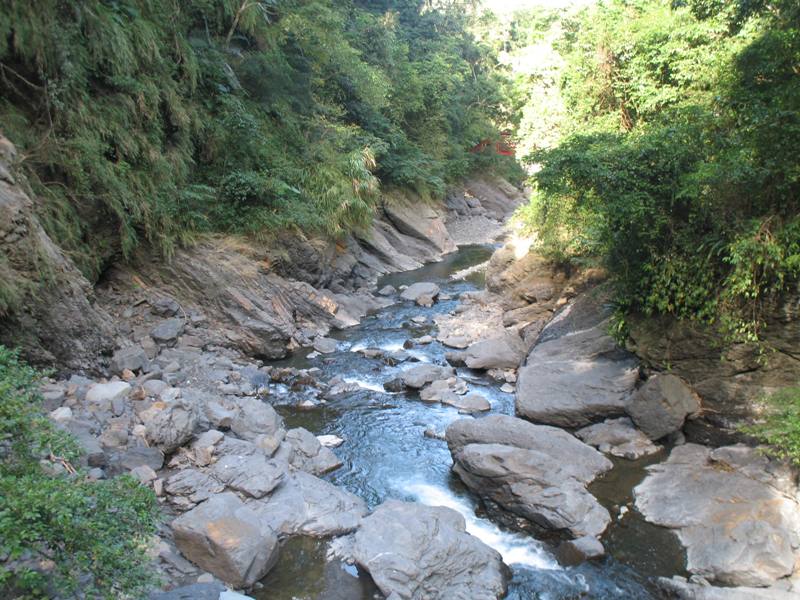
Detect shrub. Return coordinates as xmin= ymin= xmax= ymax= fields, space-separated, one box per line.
xmin=0 ymin=346 xmax=160 ymax=599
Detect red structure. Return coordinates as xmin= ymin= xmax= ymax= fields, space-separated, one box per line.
xmin=470 ymin=130 xmax=516 ymax=156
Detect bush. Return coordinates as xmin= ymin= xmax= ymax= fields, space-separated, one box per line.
xmin=0 ymin=346 xmax=160 ymax=599
xmin=742 ymin=386 xmax=800 ymax=466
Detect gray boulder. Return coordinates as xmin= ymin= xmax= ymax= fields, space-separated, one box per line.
xmin=110 ymin=345 xmax=148 ymax=374
xmin=86 ymin=381 xmax=131 ymax=405
xmin=377 ymin=285 xmax=397 ymax=296
xmin=463 ymin=333 xmax=526 ymax=370
xmin=249 ymin=471 xmax=366 ymax=537
xmin=635 ymin=444 xmax=800 ymax=587
xmin=400 ymin=282 xmax=440 ymax=305
xmin=145 ymin=398 xmax=199 ymax=453
xmin=312 ymin=336 xmax=338 ymax=354
xmin=401 ymin=364 xmax=456 ymax=389
xmin=576 ymin=417 xmax=660 ymax=459
xmin=209 ymin=453 xmax=284 ymax=499
xmin=352 ymin=500 xmax=508 ymax=600
xmin=516 ymin=318 xmax=638 ymax=427
xmin=229 ymin=397 xmax=283 ymax=442
xmin=164 ymin=469 xmax=225 ymax=508
xmin=556 ymin=536 xmax=605 ymax=566
xmin=443 ymin=392 xmax=491 ymax=413
xmin=283 ymin=427 xmax=342 ymax=475
xmin=627 ymin=374 xmax=701 ymax=440
xmin=151 ymin=318 xmax=185 ymax=344
xmin=172 ymin=492 xmax=279 ymax=588
xmin=657 ymin=576 xmax=800 ymax=600
xmin=446 ymin=416 xmax=612 ymax=539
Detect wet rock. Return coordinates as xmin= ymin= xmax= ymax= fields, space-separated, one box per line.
xmin=576 ymin=417 xmax=659 ymax=459
xmin=516 ymin=314 xmax=638 ymax=428
xmin=463 ymin=333 xmax=526 ymax=370
xmin=352 ymin=500 xmax=508 ymax=600
xmin=49 ymin=406 xmax=73 ymax=422
xmin=556 ymin=536 xmax=605 ymax=566
xmin=172 ymin=492 xmax=279 ymax=588
xmin=445 ymin=351 xmax=467 ymax=366
xmin=317 ymin=434 xmax=344 ymax=448
xmin=447 ymin=415 xmax=612 ymax=539
xmin=400 ymin=364 xmax=456 ymax=389
xmin=377 ymin=285 xmax=397 ymax=296
xmin=400 ymin=282 xmax=440 ymax=304
xmin=283 ymin=427 xmax=343 ymax=475
xmin=419 ymin=378 xmax=468 ymax=402
xmin=657 ymin=576 xmax=800 ymax=600
xmin=627 ymin=374 xmax=701 ymax=440
xmin=145 ymin=398 xmax=199 ymax=453
xmin=249 ymin=471 xmax=366 ymax=537
xmin=443 ymin=392 xmax=490 ymax=413
xmin=111 ymin=345 xmax=149 ymax=374
xmin=635 ymin=443 xmax=800 ymax=587
xmin=86 ymin=381 xmax=131 ymax=404
xmin=151 ymin=318 xmax=185 ymax=345
xmin=313 ymin=337 xmax=338 ymax=354
xmin=383 ymin=377 xmax=405 ymax=393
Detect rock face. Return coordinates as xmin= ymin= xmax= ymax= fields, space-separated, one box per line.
xmin=462 ymin=333 xmax=527 ymax=370
xmin=352 ymin=500 xmax=508 ymax=600
xmin=635 ymin=444 xmax=800 ymax=587
xmin=0 ymin=136 xmax=114 ymax=372
xmin=626 ymin=374 xmax=700 ymax=440
xmin=172 ymin=492 xmax=279 ymax=588
xmin=446 ymin=415 xmax=612 ymax=539
xmin=384 ymin=197 xmax=457 ymax=256
xmin=516 ymin=292 xmax=639 ymax=427
xmin=626 ymin=289 xmax=800 ymax=445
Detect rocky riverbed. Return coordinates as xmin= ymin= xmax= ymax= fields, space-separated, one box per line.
xmin=26 ymin=175 xmax=800 ymax=600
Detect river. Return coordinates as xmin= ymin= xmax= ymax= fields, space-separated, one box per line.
xmin=256 ymin=244 xmax=684 ymax=600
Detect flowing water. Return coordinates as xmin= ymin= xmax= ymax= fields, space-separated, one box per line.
xmin=257 ymin=245 xmax=683 ymax=600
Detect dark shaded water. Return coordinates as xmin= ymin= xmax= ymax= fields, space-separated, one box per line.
xmin=256 ymin=245 xmax=682 ymax=600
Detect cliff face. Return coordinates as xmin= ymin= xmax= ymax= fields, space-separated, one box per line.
xmin=627 ymin=292 xmax=800 ymax=445
xmin=0 ymin=136 xmax=114 ymax=372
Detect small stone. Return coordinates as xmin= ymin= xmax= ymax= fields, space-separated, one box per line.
xmin=151 ymin=297 xmax=180 ymax=317
xmin=143 ymin=379 xmax=168 ymax=397
xmin=196 ymin=573 xmax=214 ymax=584
xmin=411 ymin=316 xmax=427 ymax=324
xmin=377 ymin=285 xmax=397 ymax=296
xmin=153 ymin=478 xmax=164 ymax=496
xmin=86 ymin=381 xmax=131 ymax=404
xmin=151 ymin=318 xmax=185 ymax=345
xmin=121 ymin=369 xmax=136 ymax=381
xmin=500 ymin=383 xmax=514 ymax=393
xmin=49 ymin=406 xmax=73 ymax=422
xmin=87 ymin=467 xmax=106 ymax=481
xmin=556 ymin=536 xmax=605 ymax=566
xmin=110 ymin=345 xmax=149 ymax=374
xmin=131 ymin=464 xmax=157 ymax=484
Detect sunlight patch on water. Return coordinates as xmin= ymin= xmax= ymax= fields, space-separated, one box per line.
xmin=404 ymin=481 xmax=559 ymax=570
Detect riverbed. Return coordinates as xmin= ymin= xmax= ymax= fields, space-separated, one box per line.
xmin=257 ymin=244 xmax=683 ymax=600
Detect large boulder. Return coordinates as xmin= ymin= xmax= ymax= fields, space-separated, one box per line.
xmin=400 ymin=282 xmax=440 ymax=305
xmin=657 ymin=576 xmax=800 ymax=600
xmin=282 ymin=427 xmax=342 ymax=475
xmin=575 ymin=417 xmax=660 ymax=460
xmin=626 ymin=374 xmax=701 ymax=440
xmin=145 ymin=398 xmax=199 ymax=453
xmin=446 ymin=416 xmax=612 ymax=539
xmin=462 ymin=333 xmax=527 ymax=370
xmin=110 ymin=345 xmax=148 ymax=374
xmin=229 ymin=397 xmax=284 ymax=442
xmin=635 ymin=444 xmax=800 ymax=587
xmin=516 ymin=305 xmax=638 ymax=427
xmin=209 ymin=453 xmax=285 ymax=499
xmin=352 ymin=500 xmax=508 ymax=600
xmin=400 ymin=364 xmax=456 ymax=389
xmin=249 ymin=471 xmax=366 ymax=537
xmin=172 ymin=492 xmax=279 ymax=587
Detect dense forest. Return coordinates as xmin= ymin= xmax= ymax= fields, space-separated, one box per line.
xmin=0 ymin=0 xmax=519 ymax=311
xmin=508 ymin=0 xmax=799 ymax=344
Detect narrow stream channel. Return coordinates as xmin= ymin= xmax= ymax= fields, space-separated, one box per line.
xmin=257 ymin=245 xmax=681 ymax=599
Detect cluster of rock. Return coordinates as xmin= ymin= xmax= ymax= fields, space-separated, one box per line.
xmin=384 ymin=363 xmax=491 ymax=413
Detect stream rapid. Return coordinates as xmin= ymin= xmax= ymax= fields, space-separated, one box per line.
xmin=257 ymin=245 xmax=682 ymax=600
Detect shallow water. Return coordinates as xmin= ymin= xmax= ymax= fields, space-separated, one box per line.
xmin=257 ymin=245 xmax=681 ymax=600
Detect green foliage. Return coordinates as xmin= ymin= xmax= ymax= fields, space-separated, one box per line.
xmin=742 ymin=386 xmax=800 ymax=466
xmin=514 ymin=0 xmax=800 ymax=343
xmin=0 ymin=346 xmax=160 ymax=598
xmin=0 ymin=0 xmax=514 ymax=287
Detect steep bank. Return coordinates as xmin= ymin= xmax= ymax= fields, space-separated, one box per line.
xmin=0 ymin=132 xmax=522 ymax=372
